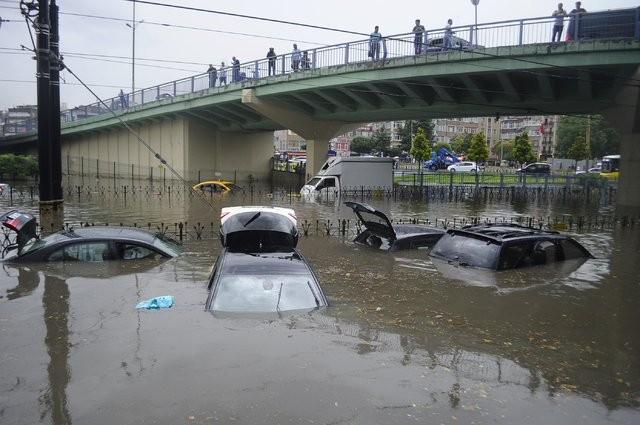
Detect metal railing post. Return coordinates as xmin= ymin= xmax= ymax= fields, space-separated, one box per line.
xmin=344 ymin=43 xmax=349 ymax=64
xmin=518 ymin=20 xmax=524 ymax=46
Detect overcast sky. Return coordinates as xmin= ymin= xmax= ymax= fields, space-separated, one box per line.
xmin=1 ymin=0 xmax=637 ymax=111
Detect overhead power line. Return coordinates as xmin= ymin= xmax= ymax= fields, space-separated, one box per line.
xmin=125 ymin=0 xmax=367 ymax=37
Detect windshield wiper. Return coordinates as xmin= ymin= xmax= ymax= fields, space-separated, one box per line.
xmin=306 ymin=280 xmax=320 ymax=307
xmin=243 ymin=212 xmax=261 ymax=227
xmin=275 ymin=282 xmax=283 ymax=312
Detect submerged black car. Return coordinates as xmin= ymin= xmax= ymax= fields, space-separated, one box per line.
xmin=429 ymin=223 xmax=593 ymax=271
xmin=344 ymin=202 xmax=445 ymax=251
xmin=0 ymin=210 xmax=182 ymax=263
xmin=206 ymin=206 xmax=328 ymax=314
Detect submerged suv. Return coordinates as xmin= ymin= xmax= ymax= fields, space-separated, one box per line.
xmin=429 ymin=223 xmax=592 ymax=271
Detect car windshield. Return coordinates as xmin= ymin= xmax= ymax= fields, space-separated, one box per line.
xmin=152 ymin=233 xmax=183 ymax=255
xmin=19 ymin=232 xmax=68 ymax=255
xmin=211 ymin=274 xmax=320 ymax=312
xmin=430 ymin=233 xmax=501 ymax=269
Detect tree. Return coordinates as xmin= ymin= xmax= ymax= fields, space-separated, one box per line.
xmin=433 ymin=141 xmax=452 ymax=152
xmin=370 ymin=127 xmax=391 ymax=155
xmin=467 ymin=132 xmax=489 ymax=164
xmin=566 ymin=135 xmax=590 ymax=169
xmin=409 ymin=128 xmax=431 ymax=163
xmin=0 ymin=154 xmax=38 ymax=180
xmin=398 ymin=120 xmax=435 ymax=152
xmin=491 ymin=139 xmax=515 ymax=162
xmin=449 ymin=133 xmax=473 ymax=155
xmin=349 ymin=136 xmax=373 ymax=155
xmin=556 ymin=115 xmax=620 ymax=159
xmin=512 ymin=131 xmax=536 ymax=165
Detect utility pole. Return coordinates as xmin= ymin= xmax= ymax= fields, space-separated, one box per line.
xmin=35 ymin=0 xmax=63 ymax=233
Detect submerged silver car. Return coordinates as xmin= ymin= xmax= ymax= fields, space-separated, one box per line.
xmin=206 ymin=206 xmax=328 ymax=314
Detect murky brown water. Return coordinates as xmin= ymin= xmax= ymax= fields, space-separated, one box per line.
xmin=0 ymin=183 xmax=638 ymax=424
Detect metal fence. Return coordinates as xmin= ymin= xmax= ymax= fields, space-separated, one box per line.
xmin=3 ymin=8 xmax=638 ymax=136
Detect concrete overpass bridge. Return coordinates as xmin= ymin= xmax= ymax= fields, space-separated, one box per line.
xmin=2 ymin=9 xmax=640 ymax=207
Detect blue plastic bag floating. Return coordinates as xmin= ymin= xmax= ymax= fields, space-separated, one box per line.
xmin=136 ymin=295 xmax=174 ymax=310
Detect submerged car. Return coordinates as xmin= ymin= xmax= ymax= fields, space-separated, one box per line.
xmin=429 ymin=223 xmax=593 ymax=271
xmin=0 ymin=210 xmax=182 ymax=263
xmin=192 ymin=180 xmax=242 ymax=193
xmin=206 ymin=206 xmax=328 ymax=314
xmin=344 ymin=202 xmax=445 ymax=251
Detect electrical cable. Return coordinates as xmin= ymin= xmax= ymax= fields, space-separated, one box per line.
xmin=59 ymin=56 xmax=219 ymax=212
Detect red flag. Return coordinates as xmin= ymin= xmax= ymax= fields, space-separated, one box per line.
xmin=540 ymin=122 xmax=545 ymax=134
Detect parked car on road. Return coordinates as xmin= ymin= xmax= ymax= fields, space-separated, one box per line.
xmin=0 ymin=210 xmax=182 ymax=263
xmin=447 ymin=161 xmax=479 ymax=173
xmin=429 ymin=223 xmax=593 ymax=271
xmin=206 ymin=206 xmax=328 ymax=314
xmin=344 ymin=202 xmax=444 ymax=251
xmin=516 ymin=163 xmax=551 ymax=174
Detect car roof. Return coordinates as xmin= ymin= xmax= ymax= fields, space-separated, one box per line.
xmin=449 ymin=223 xmax=561 ymax=242
xmin=62 ymin=226 xmax=160 ymax=243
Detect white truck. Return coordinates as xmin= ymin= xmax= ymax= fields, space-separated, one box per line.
xmin=300 ymin=156 xmax=394 ymax=197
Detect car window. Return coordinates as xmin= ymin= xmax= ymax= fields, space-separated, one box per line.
xmin=559 ymin=239 xmax=588 ymax=260
xmin=498 ymin=243 xmax=531 ymax=269
xmin=317 ymin=177 xmax=336 ymax=191
xmin=47 ymin=242 xmax=109 ymax=262
xmin=211 ymin=274 xmax=320 ymax=312
xmin=431 ymin=233 xmax=501 ymax=269
xmin=118 ymin=243 xmax=158 ymax=260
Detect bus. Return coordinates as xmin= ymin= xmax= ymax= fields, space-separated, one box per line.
xmin=600 ymin=154 xmax=620 ymax=179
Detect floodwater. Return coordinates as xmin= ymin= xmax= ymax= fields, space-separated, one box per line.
xmin=0 ymin=184 xmax=639 ymax=425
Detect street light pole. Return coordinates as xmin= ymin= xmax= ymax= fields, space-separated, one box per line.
xmin=470 ymin=0 xmax=479 ymax=46
xmin=131 ymin=0 xmax=135 ymax=95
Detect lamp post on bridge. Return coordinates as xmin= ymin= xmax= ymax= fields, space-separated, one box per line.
xmin=126 ymin=0 xmax=143 ymax=99
xmin=470 ymin=0 xmax=479 ymax=47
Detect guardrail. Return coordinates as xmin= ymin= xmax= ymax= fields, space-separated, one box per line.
xmin=2 ymin=8 xmax=638 ymax=136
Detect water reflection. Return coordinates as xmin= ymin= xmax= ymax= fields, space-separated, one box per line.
xmin=304 ymin=234 xmax=640 ymax=410
xmin=42 ymin=274 xmax=72 ymax=425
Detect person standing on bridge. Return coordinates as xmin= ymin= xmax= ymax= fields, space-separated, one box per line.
xmin=207 ymin=64 xmax=217 ymax=88
xmin=301 ymin=51 xmax=311 ymax=70
xmin=231 ymin=57 xmax=240 ymax=82
xmin=291 ymin=44 xmax=302 ymax=71
xmin=444 ymin=19 xmax=454 ymax=50
xmin=369 ymin=26 xmax=382 ymax=61
xmin=551 ymin=3 xmax=567 ymax=43
xmin=218 ymin=62 xmax=227 ymax=86
xmin=267 ymin=47 xmax=277 ymax=75
xmin=412 ymin=19 xmax=425 ymax=54
xmin=567 ymin=1 xmax=586 ymax=40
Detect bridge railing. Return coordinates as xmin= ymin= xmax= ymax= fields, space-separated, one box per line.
xmin=2 ymin=8 xmax=638 ymax=137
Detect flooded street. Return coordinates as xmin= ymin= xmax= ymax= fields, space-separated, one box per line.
xmin=0 ymin=185 xmax=638 ymax=424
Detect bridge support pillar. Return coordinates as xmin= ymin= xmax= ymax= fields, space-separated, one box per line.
xmin=601 ymin=66 xmax=640 ymax=211
xmin=241 ymin=88 xmax=360 ymax=177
